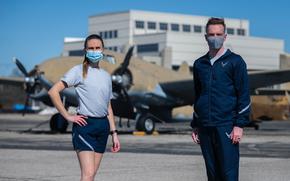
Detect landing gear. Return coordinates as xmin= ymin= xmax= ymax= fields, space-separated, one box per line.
xmin=50 ymin=113 xmax=68 ymax=133
xmin=247 ymin=121 xmax=260 ymax=130
xmin=136 ymin=114 xmax=156 ymax=134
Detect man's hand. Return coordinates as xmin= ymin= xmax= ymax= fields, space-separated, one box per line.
xmin=191 ymin=128 xmax=200 ymax=144
xmin=230 ymin=126 xmax=243 ymax=144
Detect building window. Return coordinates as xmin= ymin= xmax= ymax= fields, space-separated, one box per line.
xmin=113 ymin=30 xmax=118 ymax=38
xmin=69 ymin=50 xmax=84 ymax=56
xmin=171 ymin=23 xmax=179 ymax=31
xmin=182 ymin=24 xmax=191 ymax=32
xmin=113 ymin=46 xmax=118 ymax=52
xmin=135 ymin=20 xmax=144 ymax=29
xmin=100 ymin=30 xmax=118 ymax=39
xmin=159 ymin=22 xmax=168 ymax=30
xmin=227 ymin=28 xmax=235 ymax=35
xmin=193 ymin=25 xmax=202 ymax=33
xmin=237 ymin=28 xmax=245 ymax=36
xmin=148 ymin=21 xmax=156 ymax=30
xmin=137 ymin=43 xmax=159 ymax=53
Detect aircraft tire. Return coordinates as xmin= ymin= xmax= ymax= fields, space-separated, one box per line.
xmin=50 ymin=113 xmax=68 ymax=133
xmin=136 ymin=114 xmax=155 ymax=134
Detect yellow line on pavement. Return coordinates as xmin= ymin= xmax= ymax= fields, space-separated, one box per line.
xmin=133 ymin=131 xmax=159 ymax=136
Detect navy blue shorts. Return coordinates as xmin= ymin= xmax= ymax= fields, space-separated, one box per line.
xmin=72 ymin=116 xmax=110 ymax=153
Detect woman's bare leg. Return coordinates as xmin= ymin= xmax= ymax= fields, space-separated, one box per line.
xmin=77 ymin=151 xmax=98 ymax=181
xmin=93 ymin=152 xmax=104 ymax=175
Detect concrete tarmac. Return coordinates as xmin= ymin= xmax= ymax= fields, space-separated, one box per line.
xmin=1 ymin=114 xmax=290 ymax=181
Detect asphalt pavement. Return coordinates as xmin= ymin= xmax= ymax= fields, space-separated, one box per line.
xmin=0 ymin=113 xmax=290 ymax=181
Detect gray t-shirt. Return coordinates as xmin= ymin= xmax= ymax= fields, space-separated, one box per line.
xmin=61 ymin=64 xmax=113 ymax=117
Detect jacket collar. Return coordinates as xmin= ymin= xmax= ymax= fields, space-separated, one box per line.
xmin=201 ymin=49 xmax=232 ymax=64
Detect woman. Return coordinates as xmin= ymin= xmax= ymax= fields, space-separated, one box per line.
xmin=48 ymin=34 xmax=120 ymax=181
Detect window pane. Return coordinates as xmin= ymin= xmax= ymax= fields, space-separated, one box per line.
xmin=237 ymin=28 xmax=245 ymax=36
xmin=171 ymin=23 xmax=179 ymax=31
xmin=135 ymin=20 xmax=144 ymax=29
xmin=182 ymin=24 xmax=191 ymax=32
xmin=69 ymin=50 xmax=84 ymax=56
xmin=113 ymin=30 xmax=118 ymax=38
xmin=109 ymin=31 xmax=113 ymax=39
xmin=227 ymin=28 xmax=235 ymax=35
xmin=159 ymin=22 xmax=168 ymax=30
xmin=137 ymin=43 xmax=159 ymax=53
xmin=148 ymin=21 xmax=156 ymax=29
xmin=193 ymin=25 xmax=202 ymax=33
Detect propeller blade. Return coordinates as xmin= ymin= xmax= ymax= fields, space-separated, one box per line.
xmin=122 ymin=87 xmax=130 ymax=101
xmin=13 ymin=57 xmax=28 ymax=76
xmin=37 ymin=74 xmax=53 ymax=90
xmin=119 ymin=46 xmax=134 ymax=74
xmin=22 ymin=95 xmax=30 ymax=116
xmin=121 ymin=87 xmax=134 ymax=112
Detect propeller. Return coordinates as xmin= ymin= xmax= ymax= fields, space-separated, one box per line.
xmin=112 ymin=46 xmax=134 ymax=93
xmin=13 ymin=58 xmax=40 ymax=115
xmin=111 ymin=46 xmax=134 ymax=101
xmin=13 ymin=57 xmax=29 ymax=77
xmin=119 ymin=46 xmax=134 ymax=75
xmin=111 ymin=46 xmax=136 ymax=122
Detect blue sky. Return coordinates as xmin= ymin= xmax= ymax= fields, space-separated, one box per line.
xmin=1 ymin=0 xmax=290 ymax=76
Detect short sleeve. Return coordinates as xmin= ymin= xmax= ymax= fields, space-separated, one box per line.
xmin=61 ymin=65 xmax=82 ymax=87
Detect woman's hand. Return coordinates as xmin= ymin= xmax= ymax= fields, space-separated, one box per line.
xmin=111 ymin=133 xmax=121 ymax=153
xmin=66 ymin=115 xmax=87 ymax=126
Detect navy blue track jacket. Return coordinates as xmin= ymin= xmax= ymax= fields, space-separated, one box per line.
xmin=191 ymin=49 xmax=251 ymax=128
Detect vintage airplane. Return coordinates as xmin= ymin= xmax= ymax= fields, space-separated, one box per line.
xmin=6 ymin=47 xmax=290 ymax=134
xmin=9 ymin=46 xmax=191 ymax=134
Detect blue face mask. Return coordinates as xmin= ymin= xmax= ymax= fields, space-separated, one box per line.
xmin=86 ymin=50 xmax=103 ymax=63
xmin=206 ymin=36 xmax=224 ymax=49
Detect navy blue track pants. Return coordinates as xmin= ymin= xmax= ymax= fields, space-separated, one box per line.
xmin=199 ymin=125 xmax=239 ymax=181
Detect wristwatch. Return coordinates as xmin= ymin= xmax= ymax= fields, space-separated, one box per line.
xmin=110 ymin=130 xmax=118 ymax=135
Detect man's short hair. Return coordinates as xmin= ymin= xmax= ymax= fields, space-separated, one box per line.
xmin=206 ymin=17 xmax=226 ymax=33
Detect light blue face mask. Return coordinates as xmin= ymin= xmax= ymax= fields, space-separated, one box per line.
xmin=86 ymin=50 xmax=103 ymax=63
xmin=207 ymin=36 xmax=224 ymax=49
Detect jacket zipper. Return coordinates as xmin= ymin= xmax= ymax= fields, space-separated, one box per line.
xmin=209 ymin=63 xmax=213 ymax=123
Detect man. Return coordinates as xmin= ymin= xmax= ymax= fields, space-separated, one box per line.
xmin=191 ymin=17 xmax=251 ymax=181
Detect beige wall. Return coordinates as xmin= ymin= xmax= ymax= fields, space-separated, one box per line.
xmin=280 ymin=54 xmax=290 ymax=89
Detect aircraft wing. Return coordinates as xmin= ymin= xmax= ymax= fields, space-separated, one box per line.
xmin=254 ymin=89 xmax=290 ymax=96
xmin=159 ymin=80 xmax=194 ymax=106
xmin=157 ymin=68 xmax=290 ymax=107
xmin=129 ymin=91 xmax=178 ymax=108
xmin=248 ymin=69 xmax=290 ymax=93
